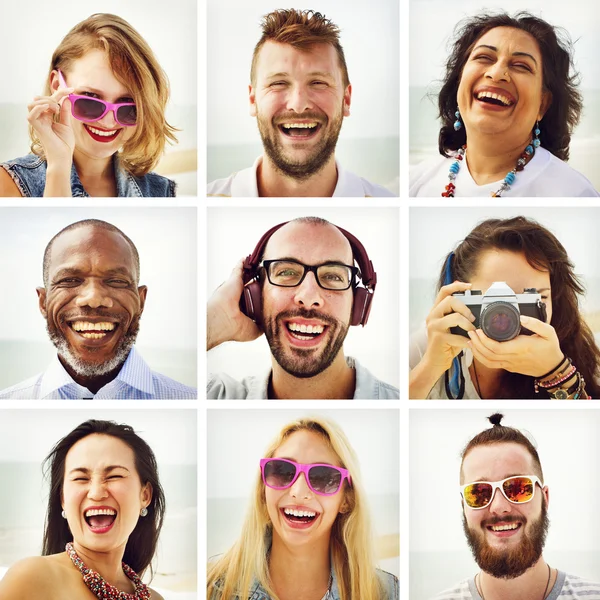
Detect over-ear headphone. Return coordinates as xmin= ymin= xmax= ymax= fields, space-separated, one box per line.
xmin=239 ymin=221 xmax=377 ymax=327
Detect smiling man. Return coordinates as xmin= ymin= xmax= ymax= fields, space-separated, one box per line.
xmin=434 ymin=413 xmax=600 ymax=600
xmin=0 ymin=219 xmax=196 ymax=399
xmin=207 ymin=217 xmax=398 ymax=399
xmin=207 ymin=9 xmax=395 ymax=198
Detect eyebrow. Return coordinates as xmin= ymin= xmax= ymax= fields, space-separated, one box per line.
xmin=52 ymin=266 xmax=134 ymax=279
xmin=265 ymin=71 xmax=335 ymax=80
xmin=77 ymin=86 xmax=134 ymax=100
xmin=68 ymin=465 xmax=130 ymax=475
xmin=473 ymin=44 xmax=538 ymax=67
xmin=266 ymin=256 xmax=352 ymax=265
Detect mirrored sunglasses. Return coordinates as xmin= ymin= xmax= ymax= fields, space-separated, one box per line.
xmin=460 ymin=475 xmax=543 ymax=509
xmin=58 ymin=70 xmax=137 ymax=127
xmin=260 ymin=458 xmax=351 ymax=496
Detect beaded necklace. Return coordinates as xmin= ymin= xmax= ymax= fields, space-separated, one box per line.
xmin=66 ymin=542 xmax=151 ymax=600
xmin=442 ymin=141 xmax=535 ymax=197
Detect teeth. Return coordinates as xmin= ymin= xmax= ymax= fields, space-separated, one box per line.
xmin=476 ymin=91 xmax=513 ymax=106
xmin=85 ymin=508 xmax=116 ymax=517
xmin=288 ymin=323 xmax=324 ymax=334
xmin=86 ymin=125 xmax=119 ymax=137
xmin=490 ymin=523 xmax=519 ymax=531
xmin=284 ymin=508 xmax=316 ymax=518
xmin=282 ymin=122 xmax=318 ymax=129
xmin=72 ymin=321 xmax=116 ymax=332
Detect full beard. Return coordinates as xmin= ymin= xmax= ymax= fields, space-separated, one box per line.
xmin=264 ymin=309 xmax=349 ymax=378
xmin=46 ymin=313 xmax=141 ymax=378
xmin=257 ymin=106 xmax=344 ymax=181
xmin=463 ymin=503 xmax=550 ymax=579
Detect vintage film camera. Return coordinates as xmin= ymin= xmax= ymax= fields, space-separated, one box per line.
xmin=450 ymin=281 xmax=547 ymax=342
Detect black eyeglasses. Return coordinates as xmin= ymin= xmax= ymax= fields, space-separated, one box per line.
xmin=261 ymin=259 xmax=359 ymax=291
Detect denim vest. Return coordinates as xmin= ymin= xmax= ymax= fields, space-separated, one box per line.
xmin=1 ymin=153 xmax=176 ymax=197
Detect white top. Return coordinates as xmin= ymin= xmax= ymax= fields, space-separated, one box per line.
xmin=409 ymin=327 xmax=479 ymax=399
xmin=207 ymin=356 xmax=399 ymax=399
xmin=433 ymin=571 xmax=600 ymax=600
xmin=409 ymin=147 xmax=599 ymax=197
xmin=208 ymin=156 xmax=396 ymax=197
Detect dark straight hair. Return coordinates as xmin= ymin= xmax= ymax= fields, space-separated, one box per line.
xmin=42 ymin=419 xmax=165 ymax=576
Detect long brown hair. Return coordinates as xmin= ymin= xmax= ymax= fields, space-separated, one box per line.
xmin=438 ymin=217 xmax=600 ymax=398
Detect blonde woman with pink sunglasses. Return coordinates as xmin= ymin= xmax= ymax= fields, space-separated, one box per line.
xmin=0 ymin=14 xmax=177 ymax=197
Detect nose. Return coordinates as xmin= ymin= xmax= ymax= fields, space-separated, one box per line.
xmin=293 ymin=271 xmax=324 ymax=309
xmin=75 ymin=279 xmax=114 ymax=309
xmin=485 ymin=60 xmax=510 ymax=83
xmin=87 ymin=477 xmax=109 ymax=501
xmin=487 ymin=486 xmax=512 ymax=515
xmin=95 ymin=108 xmax=119 ymax=129
xmin=286 ymin=83 xmax=313 ymax=114
xmin=289 ymin=472 xmax=312 ymax=499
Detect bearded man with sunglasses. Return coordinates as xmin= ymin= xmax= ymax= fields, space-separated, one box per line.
xmin=206 ymin=217 xmax=398 ymax=399
xmin=434 ymin=413 xmax=600 ymax=600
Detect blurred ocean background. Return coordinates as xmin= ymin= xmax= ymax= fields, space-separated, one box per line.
xmin=409 ymin=87 xmax=600 ymax=190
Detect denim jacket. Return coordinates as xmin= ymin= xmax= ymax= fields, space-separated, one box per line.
xmin=1 ymin=153 xmax=176 ymax=197
xmin=212 ymin=567 xmax=399 ymax=599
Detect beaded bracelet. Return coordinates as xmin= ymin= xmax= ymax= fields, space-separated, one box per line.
xmin=545 ymin=372 xmax=580 ymax=399
xmin=538 ymin=364 xmax=577 ymax=390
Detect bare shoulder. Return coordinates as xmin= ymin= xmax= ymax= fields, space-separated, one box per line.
xmin=0 ymin=556 xmax=61 ymax=599
xmin=150 ymin=587 xmax=166 ymax=600
xmin=0 ymin=166 xmax=23 ymax=197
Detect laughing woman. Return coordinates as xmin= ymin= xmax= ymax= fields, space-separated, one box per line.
xmin=0 ymin=419 xmax=166 ymax=599
xmin=0 ymin=14 xmax=177 ymax=197
xmin=207 ymin=417 xmax=398 ymax=600
xmin=410 ymin=12 xmax=599 ymax=197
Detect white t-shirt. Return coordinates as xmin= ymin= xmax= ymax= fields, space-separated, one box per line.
xmin=432 ymin=572 xmax=600 ymax=600
xmin=410 ymin=147 xmax=599 ymax=197
xmin=208 ymin=156 xmax=396 ymax=197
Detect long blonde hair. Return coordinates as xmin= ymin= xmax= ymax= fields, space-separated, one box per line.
xmin=31 ymin=13 xmax=178 ymax=176
xmin=207 ymin=417 xmax=385 ymax=600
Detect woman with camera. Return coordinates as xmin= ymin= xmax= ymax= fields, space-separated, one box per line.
xmin=409 ymin=217 xmax=600 ymax=399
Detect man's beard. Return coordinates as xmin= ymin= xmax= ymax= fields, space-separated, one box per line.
xmin=46 ymin=313 xmax=141 ymax=378
xmin=256 ymin=105 xmax=344 ymax=181
xmin=462 ymin=502 xmax=550 ymax=579
xmin=263 ymin=308 xmax=349 ymax=378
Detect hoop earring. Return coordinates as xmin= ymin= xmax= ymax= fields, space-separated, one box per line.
xmin=453 ymin=108 xmax=462 ymax=131
xmin=533 ymin=120 xmax=541 ymax=148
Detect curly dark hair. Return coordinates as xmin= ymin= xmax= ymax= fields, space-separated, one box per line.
xmin=438 ymin=12 xmax=582 ymax=161
xmin=437 ymin=217 xmax=600 ymax=399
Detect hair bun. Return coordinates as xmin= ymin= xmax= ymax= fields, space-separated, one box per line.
xmin=488 ymin=413 xmax=504 ymax=426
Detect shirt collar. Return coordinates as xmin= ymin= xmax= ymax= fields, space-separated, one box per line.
xmin=39 ymin=347 xmax=154 ymax=398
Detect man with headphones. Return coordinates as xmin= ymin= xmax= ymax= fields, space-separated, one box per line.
xmin=207 ymin=217 xmax=398 ymax=399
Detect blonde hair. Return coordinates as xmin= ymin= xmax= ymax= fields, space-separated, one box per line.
xmin=207 ymin=417 xmax=385 ymax=600
xmin=31 ymin=13 xmax=177 ymax=176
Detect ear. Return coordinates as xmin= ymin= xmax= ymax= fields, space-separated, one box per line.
xmin=49 ymin=70 xmax=60 ymax=93
xmin=37 ymin=287 xmax=48 ymax=318
xmin=137 ymin=285 xmax=148 ymax=313
xmin=249 ymin=84 xmax=257 ymax=117
xmin=343 ymin=84 xmax=352 ymax=117
xmin=339 ymin=498 xmax=350 ymax=514
xmin=542 ymin=484 xmax=549 ymax=509
xmin=141 ymin=482 xmax=153 ymax=507
xmin=538 ymin=90 xmax=552 ymax=121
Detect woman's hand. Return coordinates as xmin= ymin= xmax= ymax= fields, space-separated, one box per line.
xmin=410 ymin=281 xmax=476 ymax=398
xmin=467 ymin=315 xmax=564 ymax=377
xmin=27 ymin=87 xmax=75 ymax=168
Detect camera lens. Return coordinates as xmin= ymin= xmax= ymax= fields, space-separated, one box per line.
xmin=480 ymin=302 xmax=521 ymax=342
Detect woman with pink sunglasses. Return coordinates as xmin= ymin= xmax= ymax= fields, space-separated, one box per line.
xmin=207 ymin=417 xmax=399 ymax=600
xmin=0 ymin=14 xmax=177 ymax=197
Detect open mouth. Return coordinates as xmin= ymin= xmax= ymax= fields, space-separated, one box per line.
xmin=281 ymin=507 xmax=319 ymax=528
xmin=83 ymin=124 xmax=122 ymax=143
xmin=486 ymin=521 xmax=522 ymax=536
xmin=84 ymin=507 xmax=117 ymax=533
xmin=69 ymin=320 xmax=118 ymax=340
xmin=278 ymin=122 xmax=321 ymax=139
xmin=475 ymin=91 xmax=515 ymax=108
xmin=286 ymin=321 xmax=327 ymax=341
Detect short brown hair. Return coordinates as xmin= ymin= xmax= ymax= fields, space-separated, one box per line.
xmin=460 ymin=413 xmax=544 ymax=483
xmin=250 ymin=9 xmax=350 ymax=88
xmin=32 ymin=13 xmax=178 ymax=177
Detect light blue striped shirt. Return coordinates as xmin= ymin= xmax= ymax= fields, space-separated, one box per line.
xmin=0 ymin=347 xmax=197 ymax=399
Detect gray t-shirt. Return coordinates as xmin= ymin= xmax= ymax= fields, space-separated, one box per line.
xmin=432 ymin=571 xmax=600 ymax=600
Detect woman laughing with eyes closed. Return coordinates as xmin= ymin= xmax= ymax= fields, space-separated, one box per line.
xmin=410 ymin=12 xmax=599 ymax=197
xmin=207 ymin=417 xmax=398 ymax=600
xmin=0 ymin=419 xmax=166 ymax=600
xmin=0 ymin=14 xmax=178 ymax=197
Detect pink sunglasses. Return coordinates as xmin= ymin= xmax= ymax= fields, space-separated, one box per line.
xmin=260 ymin=458 xmax=351 ymax=496
xmin=57 ymin=70 xmax=137 ymax=127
